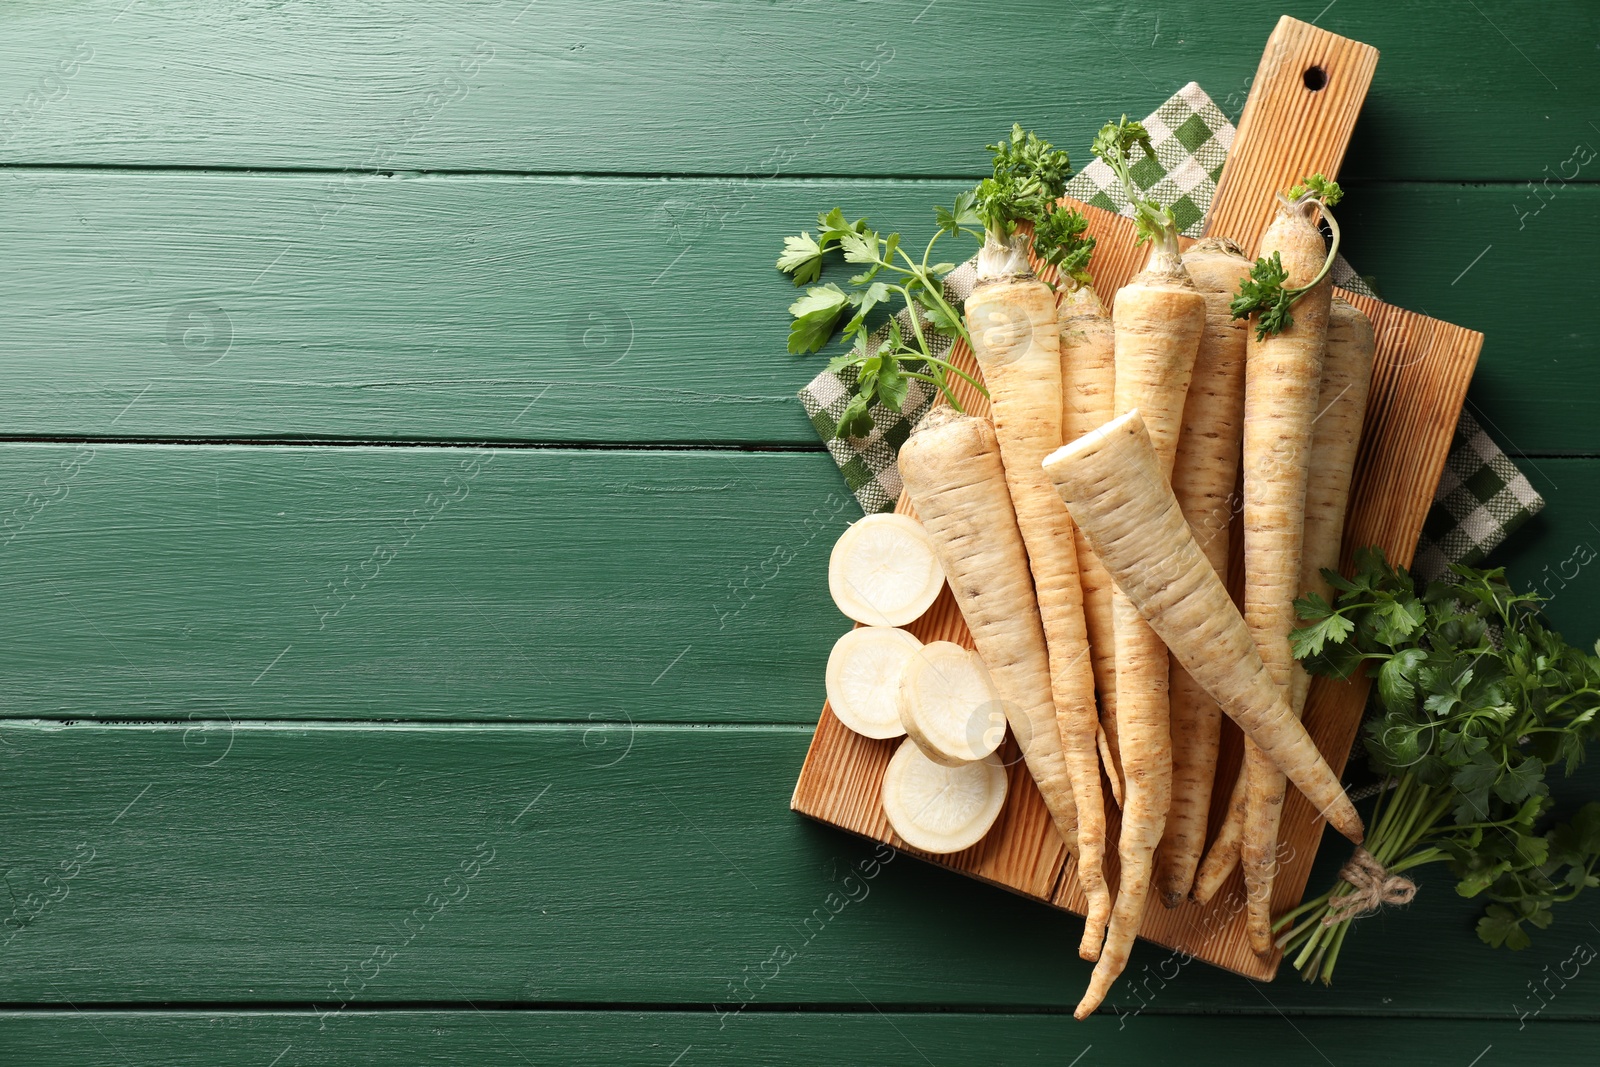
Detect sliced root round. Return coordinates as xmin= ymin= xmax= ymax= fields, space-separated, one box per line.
xmin=881 ymin=738 xmax=1008 ymax=854
xmin=897 ymin=641 xmax=1006 ymax=765
xmin=825 ymin=626 xmax=922 ymax=739
xmin=827 ymin=513 xmax=944 ymax=626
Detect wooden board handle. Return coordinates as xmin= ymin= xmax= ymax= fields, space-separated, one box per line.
xmin=1205 ymin=15 xmax=1379 ymax=254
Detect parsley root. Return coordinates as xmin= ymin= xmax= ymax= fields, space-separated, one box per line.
xmin=1240 ymin=295 xmax=1376 ymax=954
xmin=1239 ymin=179 xmax=1342 ymax=954
xmin=966 ymin=127 xmax=1111 ymax=956
xmin=1059 ymin=282 xmax=1125 ymax=812
xmin=1156 ymin=237 xmax=1254 ymax=909
xmin=1045 ymin=410 xmax=1362 ymax=1015
xmin=1088 ymin=117 xmax=1207 ymax=1000
xmin=898 ymin=409 xmax=1081 ymax=857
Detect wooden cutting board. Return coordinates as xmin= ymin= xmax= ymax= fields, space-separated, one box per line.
xmin=791 ymin=16 xmax=1482 ymax=981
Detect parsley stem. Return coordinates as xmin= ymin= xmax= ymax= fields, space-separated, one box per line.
xmin=890 ymin=246 xmax=972 ymax=350
xmin=1284 ymin=199 xmax=1341 ymax=298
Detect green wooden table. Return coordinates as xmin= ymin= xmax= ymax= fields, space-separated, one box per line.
xmin=1 ymin=2 xmax=1596 ymax=1062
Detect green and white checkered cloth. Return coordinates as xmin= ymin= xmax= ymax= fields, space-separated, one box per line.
xmin=796 ymin=81 xmax=1540 ymax=573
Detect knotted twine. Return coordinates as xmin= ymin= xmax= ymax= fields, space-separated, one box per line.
xmin=1321 ymin=847 xmax=1418 ymax=925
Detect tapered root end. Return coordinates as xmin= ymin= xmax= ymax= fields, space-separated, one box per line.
xmin=1246 ymin=903 xmax=1274 ymax=958
xmin=1159 ymin=889 xmax=1184 ymax=910
xmin=1328 ymin=796 xmax=1365 ymax=844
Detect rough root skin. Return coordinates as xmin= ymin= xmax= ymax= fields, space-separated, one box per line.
xmin=898 ymin=410 xmax=1080 ymax=859
xmin=967 ymin=275 xmax=1111 ymax=958
xmin=1058 ymin=284 xmax=1124 ymax=818
xmin=1240 ymin=198 xmax=1336 ymax=955
xmin=1156 ymin=240 xmax=1253 ymax=907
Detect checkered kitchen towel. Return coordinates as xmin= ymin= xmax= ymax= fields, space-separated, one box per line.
xmin=797 ymin=82 xmax=1541 ymax=572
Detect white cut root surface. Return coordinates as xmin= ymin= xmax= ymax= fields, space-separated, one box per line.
xmin=825 ymin=626 xmax=923 ymax=739
xmin=828 ymin=513 xmax=945 ymax=626
xmin=881 ymin=738 xmax=1008 ymax=855
xmin=897 ymin=641 xmax=1006 ymax=766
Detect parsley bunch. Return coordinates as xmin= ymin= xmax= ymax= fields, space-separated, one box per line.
xmin=1275 ymin=548 xmax=1600 ymax=982
xmin=1229 ymin=174 xmax=1344 ymax=340
xmin=777 ymin=206 xmax=984 ymax=436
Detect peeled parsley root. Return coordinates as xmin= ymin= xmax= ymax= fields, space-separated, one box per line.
xmin=1058 ymin=282 xmax=1124 ymax=808
xmin=882 ymin=738 xmax=1008 ymax=854
xmin=1155 ymin=238 xmax=1253 ymax=908
xmin=965 ymin=126 xmax=1110 ymax=957
xmin=825 ymin=626 xmax=924 ymax=739
xmin=1240 ymin=294 xmax=1375 ymax=955
xmin=898 ymin=641 xmax=1006 ymax=765
xmin=897 ymin=409 xmax=1081 ymax=856
xmin=828 ymin=513 xmax=944 ymax=627
xmin=1238 ymin=179 xmax=1342 ymax=954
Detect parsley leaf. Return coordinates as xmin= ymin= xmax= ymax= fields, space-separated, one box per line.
xmin=785 ymin=284 xmax=851 ymax=354
xmin=1229 ymin=174 xmax=1345 ymax=339
xmin=776 ymin=232 xmax=824 ymax=285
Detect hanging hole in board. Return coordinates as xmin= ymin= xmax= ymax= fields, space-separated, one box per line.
xmin=1303 ymin=66 xmax=1328 ymax=91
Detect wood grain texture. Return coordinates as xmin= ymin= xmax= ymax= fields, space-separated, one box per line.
xmin=0 ymin=445 xmax=854 ymax=723
xmin=794 ymin=32 xmax=1482 ymax=973
xmin=1205 ymin=16 xmax=1378 ymax=255
xmin=0 ymin=174 xmax=1589 ymax=451
xmin=0 ymin=1011 xmax=1593 ymax=1066
xmin=0 ymin=1 xmax=1596 ymax=182
xmin=3 ymin=719 xmax=1598 ymax=1016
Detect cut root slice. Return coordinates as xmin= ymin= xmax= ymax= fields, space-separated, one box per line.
xmin=825 ymin=626 xmax=923 ymax=739
xmin=897 ymin=641 xmax=1006 ymax=765
xmin=828 ymin=513 xmax=945 ymax=626
xmin=881 ymin=738 xmax=1008 ymax=854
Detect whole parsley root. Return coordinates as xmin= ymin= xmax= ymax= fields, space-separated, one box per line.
xmin=1083 ymin=117 xmax=1209 ymax=1006
xmin=1235 ymin=176 xmax=1345 ymax=954
xmin=1276 ymin=549 xmax=1600 ymax=983
xmin=963 ymin=127 xmax=1112 ymax=961
xmin=897 ymin=409 xmax=1081 ymax=859
xmin=1044 ymin=411 xmax=1361 ymax=1019
xmin=1058 ymin=282 xmax=1124 ymax=811
xmin=1158 ymin=237 xmax=1254 ymax=909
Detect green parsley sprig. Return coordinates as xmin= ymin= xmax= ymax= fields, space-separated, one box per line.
xmin=1274 ymin=548 xmax=1600 ymax=983
xmin=777 ymin=206 xmax=985 ymax=436
xmin=1032 ymin=200 xmax=1096 ymax=289
xmin=974 ymin=124 xmax=1073 ymax=244
xmin=1229 ymin=174 xmax=1344 ymax=340
xmin=1091 ymin=117 xmax=1179 ymax=257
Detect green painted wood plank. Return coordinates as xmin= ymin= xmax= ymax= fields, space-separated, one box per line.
xmin=0 ymin=175 xmax=1593 ymax=453
xmin=0 ymin=445 xmax=855 ymax=723
xmin=0 ymin=173 xmax=958 ymax=445
xmin=0 ymin=1 xmax=1593 ymax=182
xmin=0 ymin=1011 xmax=1590 ymax=1067
xmin=1491 ymin=459 xmax=1600 ymax=640
xmin=2 ymin=448 xmax=1598 ymax=727
xmin=2 ymin=720 xmax=1597 ymax=1017
xmin=1340 ymin=184 xmax=1600 ymax=459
